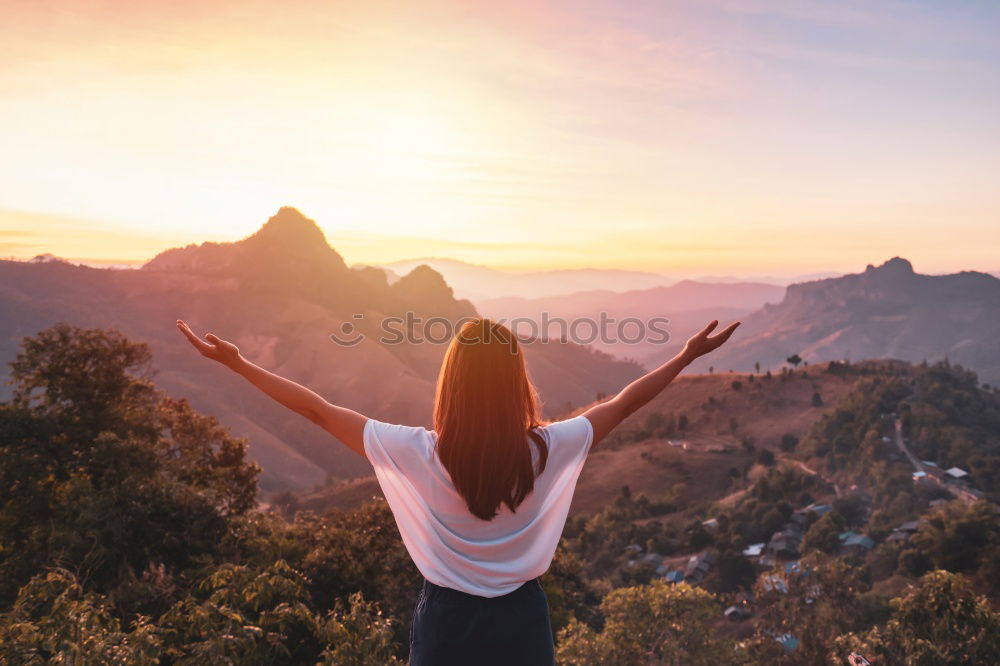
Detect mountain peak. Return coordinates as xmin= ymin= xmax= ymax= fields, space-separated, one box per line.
xmin=391 ymin=264 xmax=476 ymax=319
xmin=248 ymin=207 xmax=329 ymax=247
xmin=142 ymin=207 xmax=348 ymax=276
xmin=865 ymin=256 xmax=914 ymax=276
xmin=392 ymin=265 xmax=454 ymax=303
xmin=29 ymin=253 xmax=68 ymax=264
xmin=238 ymin=207 xmax=349 ymax=279
xmin=397 ymin=264 xmax=450 ymax=290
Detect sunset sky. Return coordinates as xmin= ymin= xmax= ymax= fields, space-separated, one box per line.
xmin=2 ymin=0 xmax=998 ymax=276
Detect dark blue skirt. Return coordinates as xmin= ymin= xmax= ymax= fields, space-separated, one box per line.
xmin=408 ymin=576 xmax=555 ymax=665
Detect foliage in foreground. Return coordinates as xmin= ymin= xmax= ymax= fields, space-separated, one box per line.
xmin=831 ymin=570 xmax=1000 ymax=666
xmin=0 ymin=324 xmax=407 ymax=663
xmin=0 ymin=565 xmax=401 ymax=665
xmin=556 ymin=580 xmax=738 ymax=665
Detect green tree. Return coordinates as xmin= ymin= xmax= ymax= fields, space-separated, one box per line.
xmin=803 ymin=512 xmax=846 ymax=554
xmin=0 ymin=569 xmax=162 ymax=665
xmin=832 ymin=571 xmax=1000 ymax=665
xmin=752 ymin=556 xmax=872 ymax=665
xmin=252 ymin=501 xmax=421 ymax=648
xmin=556 ymin=580 xmax=738 ymax=665
xmin=157 ymin=560 xmax=401 ymax=664
xmin=0 ymin=324 xmax=418 ymax=662
xmin=0 ymin=324 xmax=260 ymax=605
xmin=0 ymin=562 xmax=403 ymax=665
xmin=832 ymin=494 xmax=868 ymax=527
xmin=702 ymin=547 xmax=757 ymax=595
xmin=908 ymin=501 xmax=1000 ymax=573
xmin=897 ymin=548 xmax=933 ymax=578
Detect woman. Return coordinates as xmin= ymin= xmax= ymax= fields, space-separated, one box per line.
xmin=176 ymin=316 xmax=738 ymax=664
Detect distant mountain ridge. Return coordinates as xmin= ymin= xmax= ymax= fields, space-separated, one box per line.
xmin=479 ymin=280 xmax=786 ymax=367
xmin=0 ymin=207 xmax=643 ymax=492
xmin=690 ymin=257 xmax=1000 ymax=384
xmin=381 ymin=257 xmax=675 ymax=301
xmin=380 ymin=257 xmax=843 ymax=301
xmin=479 ymin=280 xmax=785 ymax=318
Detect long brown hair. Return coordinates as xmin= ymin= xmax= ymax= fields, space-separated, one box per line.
xmin=433 ymin=318 xmax=548 ymax=521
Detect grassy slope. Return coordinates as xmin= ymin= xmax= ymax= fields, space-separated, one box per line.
xmin=296 ymin=366 xmax=857 ymax=517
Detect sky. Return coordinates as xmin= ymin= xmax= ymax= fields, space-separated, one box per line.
xmin=1 ymin=0 xmax=998 ymax=276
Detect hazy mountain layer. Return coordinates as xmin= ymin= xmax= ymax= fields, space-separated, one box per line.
xmin=479 ymin=281 xmax=786 ymax=367
xmin=382 ymin=258 xmax=675 ymax=301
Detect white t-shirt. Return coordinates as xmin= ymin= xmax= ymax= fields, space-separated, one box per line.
xmin=363 ymin=414 xmax=594 ymax=598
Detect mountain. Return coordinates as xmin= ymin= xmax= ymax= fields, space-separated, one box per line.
xmin=380 ymin=258 xmax=841 ymax=302
xmin=27 ymin=253 xmax=69 ymax=264
xmin=689 ymin=257 xmax=1000 ymax=384
xmin=0 ymin=207 xmax=642 ymax=492
xmin=478 ymin=280 xmax=785 ymax=367
xmin=381 ymin=258 xmax=675 ymax=301
xmin=694 ymin=272 xmax=842 ymax=284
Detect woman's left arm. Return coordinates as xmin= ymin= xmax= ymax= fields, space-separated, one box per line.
xmin=176 ymin=320 xmax=368 ymax=458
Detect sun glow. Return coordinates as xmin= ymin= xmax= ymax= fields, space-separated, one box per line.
xmin=1 ymin=1 xmax=999 ymax=275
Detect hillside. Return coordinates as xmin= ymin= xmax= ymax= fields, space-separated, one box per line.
xmin=0 ymin=207 xmax=642 ymax=492
xmin=689 ymin=257 xmax=1000 ymax=384
xmin=297 ymin=366 xmax=858 ymax=515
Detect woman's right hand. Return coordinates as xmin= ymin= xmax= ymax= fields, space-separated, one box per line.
xmin=681 ymin=320 xmax=740 ymax=360
xmin=176 ymin=319 xmax=242 ymax=368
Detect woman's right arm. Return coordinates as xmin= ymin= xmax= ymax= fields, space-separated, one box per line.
xmin=176 ymin=320 xmax=368 ymax=458
xmin=582 ymin=319 xmax=739 ymax=447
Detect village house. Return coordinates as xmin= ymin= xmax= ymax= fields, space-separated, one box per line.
xmin=764 ymin=523 xmax=804 ymax=561
xmin=838 ymin=531 xmax=875 ymax=557
xmin=684 ymin=551 xmax=717 ymax=585
xmin=761 ymin=574 xmax=788 ymax=594
xmin=664 ymin=570 xmax=685 ymax=584
xmin=804 ymin=503 xmax=832 ymax=516
xmin=887 ymin=520 xmax=924 ymax=543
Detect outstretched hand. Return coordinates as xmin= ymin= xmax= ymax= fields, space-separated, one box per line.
xmin=176 ymin=319 xmax=241 ymax=367
xmin=682 ymin=320 xmax=740 ymax=360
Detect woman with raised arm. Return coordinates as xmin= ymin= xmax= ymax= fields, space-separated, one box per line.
xmin=176 ymin=316 xmax=738 ymax=665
